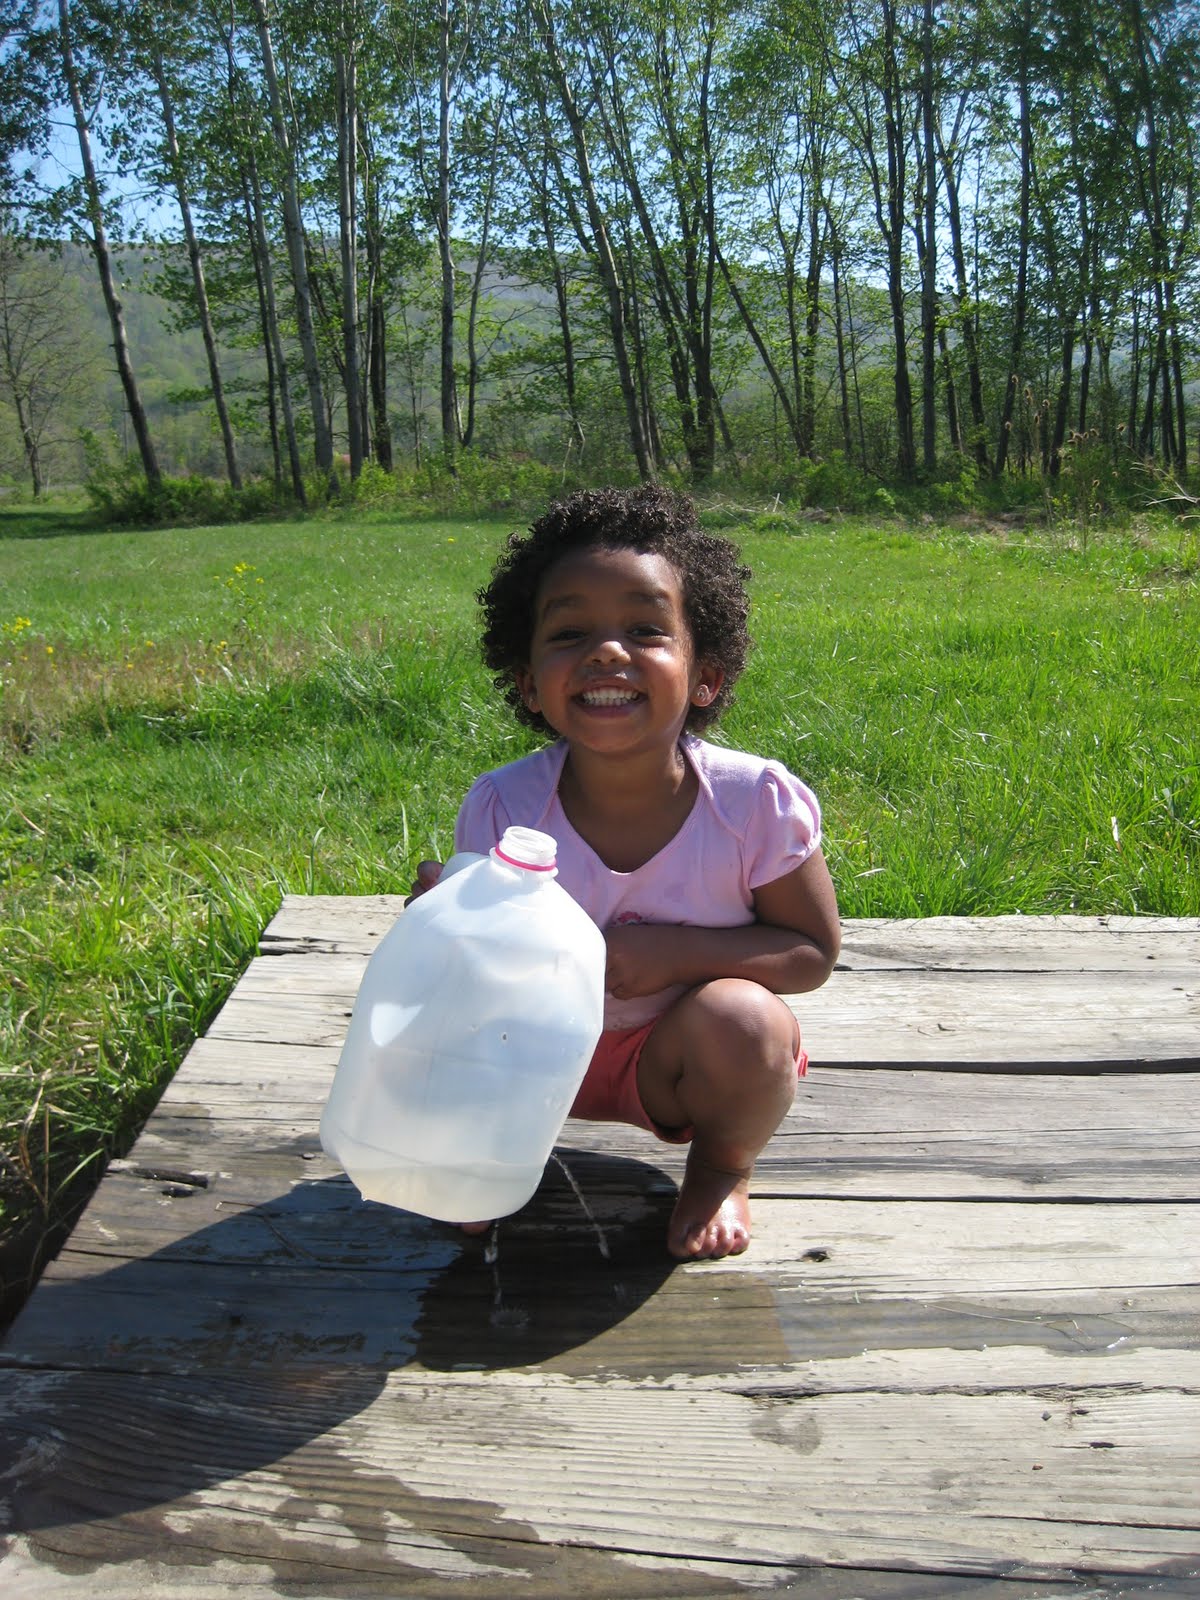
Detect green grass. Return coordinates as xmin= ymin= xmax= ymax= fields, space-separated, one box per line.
xmin=2 ymin=499 xmax=1197 ymax=1319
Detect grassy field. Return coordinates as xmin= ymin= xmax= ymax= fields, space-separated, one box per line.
xmin=2 ymin=495 xmax=1197 ymax=1319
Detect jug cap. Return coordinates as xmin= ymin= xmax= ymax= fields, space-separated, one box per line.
xmin=492 ymin=826 xmax=558 ymax=875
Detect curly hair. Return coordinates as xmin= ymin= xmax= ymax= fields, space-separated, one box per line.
xmin=478 ymin=485 xmax=753 ymax=736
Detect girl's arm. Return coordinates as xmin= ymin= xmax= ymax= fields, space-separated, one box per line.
xmin=604 ymin=849 xmax=841 ymax=1000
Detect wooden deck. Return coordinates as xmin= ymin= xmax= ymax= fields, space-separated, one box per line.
xmin=2 ymin=906 xmax=1198 ymax=1598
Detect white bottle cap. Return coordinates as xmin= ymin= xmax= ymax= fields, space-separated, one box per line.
xmin=492 ymin=826 xmax=558 ymax=874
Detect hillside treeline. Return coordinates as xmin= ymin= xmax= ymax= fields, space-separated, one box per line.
xmin=1 ymin=0 xmax=1198 ymax=505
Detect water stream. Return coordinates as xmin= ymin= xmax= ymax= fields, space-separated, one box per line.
xmin=551 ymin=1151 xmax=611 ymax=1260
xmin=483 ymin=1154 xmax=611 ymax=1333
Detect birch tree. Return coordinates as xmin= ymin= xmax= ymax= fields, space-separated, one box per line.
xmin=55 ymin=0 xmax=161 ymax=487
xmin=249 ymin=0 xmax=335 ymax=478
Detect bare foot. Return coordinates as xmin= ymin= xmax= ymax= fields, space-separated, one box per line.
xmin=667 ymin=1153 xmax=752 ymax=1260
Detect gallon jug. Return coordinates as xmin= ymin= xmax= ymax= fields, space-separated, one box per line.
xmin=320 ymin=826 xmax=606 ymax=1222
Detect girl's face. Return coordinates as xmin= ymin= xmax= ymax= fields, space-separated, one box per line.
xmin=515 ymin=545 xmax=723 ymax=759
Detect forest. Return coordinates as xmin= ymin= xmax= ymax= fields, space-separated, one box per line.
xmin=0 ymin=0 xmax=1197 ymax=508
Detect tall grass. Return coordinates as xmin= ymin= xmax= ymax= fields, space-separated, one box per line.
xmin=1 ymin=502 xmax=1197 ymax=1319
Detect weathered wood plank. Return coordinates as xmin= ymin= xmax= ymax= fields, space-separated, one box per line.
xmin=232 ymin=949 xmax=1200 ymax=1020
xmin=13 ymin=1232 xmax=1199 ymax=1387
xmin=80 ymin=1100 xmax=1200 ymax=1209
xmin=30 ymin=1188 xmax=1199 ymax=1297
xmin=8 ymin=1233 xmax=1199 ymax=1387
xmin=2 ymin=1532 xmax=1118 ymax=1600
xmin=260 ymin=899 xmax=1200 ymax=969
xmin=206 ymin=952 xmax=1200 ymax=1067
xmin=241 ymin=940 xmax=1200 ymax=992
xmin=12 ymin=1179 xmax=1197 ymax=1384
xmin=838 ymin=914 xmax=1200 ymax=970
xmin=1 ymin=1367 xmax=1196 ymax=1585
xmin=48 ymin=1024 xmax=1200 ymax=1221
xmin=116 ymin=1107 xmax=1200 ymax=1202
xmin=163 ymin=1038 xmax=1200 ymax=1134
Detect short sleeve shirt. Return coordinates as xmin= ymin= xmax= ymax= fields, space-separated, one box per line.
xmin=454 ymin=735 xmax=822 ymax=1029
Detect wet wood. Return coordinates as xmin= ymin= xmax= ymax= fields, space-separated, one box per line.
xmin=2 ymin=906 xmax=1198 ymax=1598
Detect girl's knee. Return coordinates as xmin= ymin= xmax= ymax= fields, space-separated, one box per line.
xmin=638 ymin=979 xmax=799 ymax=1135
xmin=700 ymin=976 xmax=796 ymax=1039
xmin=687 ymin=979 xmax=799 ymax=1082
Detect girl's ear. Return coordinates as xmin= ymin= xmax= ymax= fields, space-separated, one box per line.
xmin=514 ymin=667 xmax=539 ymax=713
xmin=691 ymin=663 xmax=724 ymax=709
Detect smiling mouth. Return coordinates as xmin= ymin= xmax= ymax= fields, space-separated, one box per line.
xmin=578 ymin=687 xmax=642 ymax=707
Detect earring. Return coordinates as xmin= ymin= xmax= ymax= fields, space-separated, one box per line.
xmin=694 ymin=686 xmax=711 ymax=705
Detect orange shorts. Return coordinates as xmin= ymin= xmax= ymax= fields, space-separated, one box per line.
xmin=568 ymin=1019 xmax=808 ymax=1145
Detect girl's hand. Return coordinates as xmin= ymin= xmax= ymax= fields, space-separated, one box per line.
xmin=406 ymin=860 xmax=443 ymax=904
xmin=604 ymin=922 xmax=683 ymax=999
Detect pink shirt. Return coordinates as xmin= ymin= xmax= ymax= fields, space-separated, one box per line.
xmin=454 ymin=736 xmax=822 ymax=1030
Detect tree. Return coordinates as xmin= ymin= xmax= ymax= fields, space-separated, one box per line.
xmin=991 ymin=0 xmax=1035 ymax=478
xmin=721 ymin=0 xmax=846 ymax=463
xmin=0 ymin=229 xmax=101 ymax=493
xmin=249 ymin=0 xmax=336 ymax=479
xmin=529 ymin=0 xmax=656 ymax=480
xmin=140 ymin=5 xmax=242 ymax=489
xmin=335 ymin=3 xmax=365 ymax=475
xmin=1102 ymin=0 xmax=1199 ymax=469
xmin=55 ymin=0 xmax=161 ymax=487
xmin=830 ymin=0 xmax=919 ymax=479
xmin=1 ymin=2 xmax=50 ymax=212
xmin=581 ymin=0 xmax=728 ymax=482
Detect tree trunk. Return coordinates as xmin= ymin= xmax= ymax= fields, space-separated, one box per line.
xmin=537 ymin=168 xmax=584 ymax=454
xmin=1127 ymin=0 xmax=1186 ymax=469
xmin=920 ymin=0 xmax=938 ymax=473
xmin=12 ymin=392 xmax=43 ymax=495
xmin=461 ymin=92 xmax=505 ymax=453
xmin=1050 ymin=325 xmax=1075 ymax=476
xmin=520 ymin=92 xmax=587 ymax=455
xmin=938 ymin=322 xmax=960 ymax=453
xmin=436 ymin=0 xmax=459 ymax=469
xmin=23 ymin=409 xmax=44 ymax=494
xmin=937 ymin=128 xmax=989 ymax=470
xmin=994 ymin=13 xmax=1031 ymax=478
xmin=880 ymin=0 xmax=915 ymax=477
xmin=800 ymin=199 xmax=824 ymax=461
xmin=362 ymin=155 xmax=392 ymax=472
xmin=592 ymin=32 xmax=706 ymax=479
xmin=1127 ymin=284 xmax=1143 ymax=449
xmin=241 ymin=179 xmax=282 ymax=493
xmin=151 ymin=48 xmax=241 ymax=489
xmin=534 ymin=0 xmax=654 ymax=481
xmin=58 ymin=0 xmax=160 ymax=487
xmin=830 ymin=225 xmax=854 ymax=456
xmin=245 ymin=155 xmax=306 ymax=506
xmin=716 ymin=247 xmax=805 ymax=456
xmin=250 ymin=0 xmax=334 ymax=477
xmin=336 ymin=43 xmax=363 ymax=477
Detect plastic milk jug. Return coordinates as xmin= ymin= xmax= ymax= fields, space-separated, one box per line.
xmin=320 ymin=826 xmax=606 ymax=1222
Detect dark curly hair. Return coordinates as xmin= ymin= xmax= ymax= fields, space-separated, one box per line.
xmin=478 ymin=485 xmax=753 ymax=736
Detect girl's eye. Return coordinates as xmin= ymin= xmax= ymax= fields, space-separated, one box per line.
xmin=547 ymin=627 xmax=584 ymax=642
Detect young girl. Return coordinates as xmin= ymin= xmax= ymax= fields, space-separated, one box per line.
xmin=413 ymin=485 xmax=841 ymax=1260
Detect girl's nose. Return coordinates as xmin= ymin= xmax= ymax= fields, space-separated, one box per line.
xmin=587 ymin=632 xmax=630 ymax=664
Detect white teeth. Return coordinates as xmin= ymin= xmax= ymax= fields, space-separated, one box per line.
xmin=581 ymin=688 xmax=638 ymax=705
